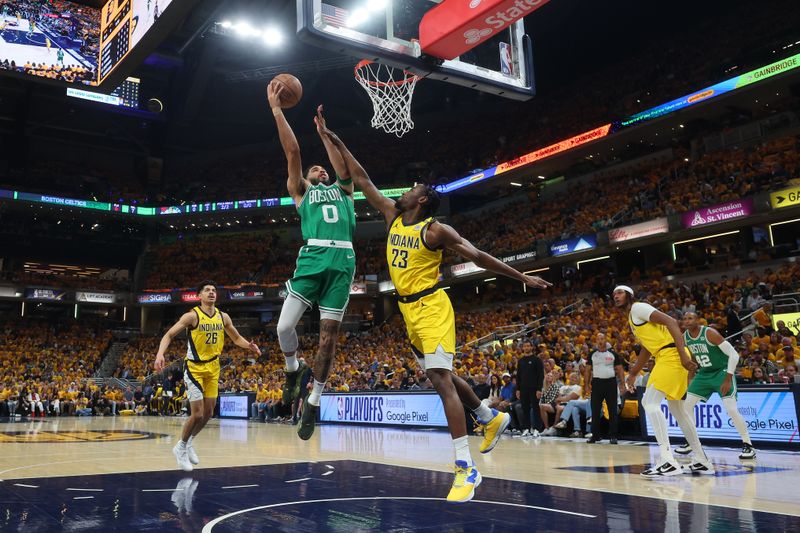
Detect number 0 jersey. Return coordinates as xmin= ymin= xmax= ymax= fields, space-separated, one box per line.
xmin=297 ymin=182 xmax=356 ymax=243
xmin=187 ymin=306 xmax=225 ymax=362
xmin=387 ymin=216 xmax=442 ymax=296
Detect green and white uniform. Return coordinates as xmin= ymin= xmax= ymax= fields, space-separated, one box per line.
xmin=684 ymin=326 xmax=737 ymax=401
xmin=286 ymin=181 xmax=356 ymax=318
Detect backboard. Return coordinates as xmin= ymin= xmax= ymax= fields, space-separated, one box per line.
xmin=296 ymin=0 xmax=536 ymax=100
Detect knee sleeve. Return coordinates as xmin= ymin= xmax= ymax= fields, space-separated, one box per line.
xmin=277 ymin=294 xmax=308 ymax=353
xmin=642 ymin=385 xmax=666 ymax=416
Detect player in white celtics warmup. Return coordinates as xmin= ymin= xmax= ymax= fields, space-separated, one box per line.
xmin=677 ymin=312 xmax=756 ymax=460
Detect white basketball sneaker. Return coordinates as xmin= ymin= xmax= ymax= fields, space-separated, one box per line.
xmin=187 ymin=444 xmax=200 ymax=465
xmin=173 ymin=442 xmax=193 ymax=472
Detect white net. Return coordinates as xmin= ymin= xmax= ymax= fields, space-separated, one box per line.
xmin=355 ymin=60 xmax=420 ymax=138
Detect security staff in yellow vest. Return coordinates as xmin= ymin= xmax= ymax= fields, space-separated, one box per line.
xmin=617 ymin=285 xmax=712 ymax=478
xmin=154 ymin=281 xmax=260 ymax=472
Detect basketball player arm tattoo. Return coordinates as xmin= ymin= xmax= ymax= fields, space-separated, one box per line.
xmin=706 ymin=327 xmax=739 ymax=395
xmin=427 ymin=223 xmax=552 ymax=289
xmin=314 ymin=105 xmax=353 ymax=195
xmin=319 ymin=127 xmax=399 ymax=223
xmin=648 ymin=310 xmax=698 ymax=372
xmin=268 ymin=81 xmax=306 ymax=203
xmin=154 ymin=312 xmax=197 ymax=372
xmin=625 ymin=347 xmax=651 ymax=392
xmin=222 ymin=313 xmax=261 ymax=356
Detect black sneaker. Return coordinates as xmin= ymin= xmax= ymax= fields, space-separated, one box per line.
xmin=282 ymin=361 xmax=306 ymax=405
xmin=674 ymin=443 xmax=692 ymax=455
xmin=641 ymin=459 xmax=682 ymax=478
xmin=739 ymin=444 xmax=756 ymax=460
xmin=682 ymin=460 xmax=716 ymax=476
xmin=297 ymin=403 xmax=318 ymax=441
xmin=609 ymin=438 xmax=618 ymax=445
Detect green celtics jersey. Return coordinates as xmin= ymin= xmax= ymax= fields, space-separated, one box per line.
xmin=684 ymin=326 xmax=728 ymax=373
xmin=297 ymin=182 xmax=356 ymax=243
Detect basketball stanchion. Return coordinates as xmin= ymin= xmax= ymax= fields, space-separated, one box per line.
xmin=354 ymin=59 xmax=420 ymax=138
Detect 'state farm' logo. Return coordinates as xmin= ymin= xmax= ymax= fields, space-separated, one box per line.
xmin=0 ymin=430 xmax=166 ymax=443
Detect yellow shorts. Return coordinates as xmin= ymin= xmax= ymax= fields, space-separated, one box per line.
xmin=184 ymin=359 xmax=221 ymax=402
xmin=399 ymin=289 xmax=456 ymax=369
xmin=648 ymin=348 xmax=689 ymax=400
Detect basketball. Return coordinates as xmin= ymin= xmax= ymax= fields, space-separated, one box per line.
xmin=273 ymin=73 xmax=302 ymax=108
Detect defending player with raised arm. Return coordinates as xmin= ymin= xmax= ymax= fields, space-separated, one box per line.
xmin=615 ymin=286 xmax=714 ymax=477
xmin=154 ymin=281 xmax=260 ymax=472
xmin=677 ymin=312 xmax=756 ymax=460
xmin=316 ymin=116 xmax=551 ymax=503
xmin=268 ymin=83 xmax=357 ymax=440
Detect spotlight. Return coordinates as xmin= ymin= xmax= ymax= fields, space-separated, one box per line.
xmin=366 ymin=0 xmax=388 ymax=12
xmin=220 ymin=20 xmax=232 ymax=29
xmin=346 ymin=8 xmax=369 ymax=28
xmin=262 ymin=27 xmax=284 ymax=46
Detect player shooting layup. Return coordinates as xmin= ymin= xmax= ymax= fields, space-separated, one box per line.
xmin=154 ymin=281 xmax=260 ymax=471
xmin=677 ymin=312 xmax=756 ymax=459
xmin=617 ymin=286 xmax=715 ymax=477
xmin=315 ymin=114 xmax=551 ymax=503
xmin=268 ymin=82 xmax=357 ymax=440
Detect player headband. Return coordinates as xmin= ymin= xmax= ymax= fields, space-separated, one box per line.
xmin=613 ymin=285 xmax=634 ymax=296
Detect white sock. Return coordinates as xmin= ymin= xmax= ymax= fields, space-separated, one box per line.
xmin=472 ymin=402 xmax=493 ymax=424
xmin=723 ymin=396 xmax=752 ymax=445
xmin=307 ymin=380 xmax=325 ymax=406
xmin=642 ymin=386 xmax=674 ymax=463
xmin=177 ymin=439 xmax=186 ymax=448
xmin=285 ymin=354 xmax=299 ymax=372
xmin=453 ymin=435 xmax=472 ymax=465
xmin=187 ymin=436 xmax=194 ymax=447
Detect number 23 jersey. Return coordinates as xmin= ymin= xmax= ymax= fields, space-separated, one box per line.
xmin=387 ymin=216 xmax=442 ymax=296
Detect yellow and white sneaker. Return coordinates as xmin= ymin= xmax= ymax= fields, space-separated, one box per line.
xmin=479 ymin=409 xmax=511 ymax=454
xmin=446 ymin=461 xmax=482 ymax=503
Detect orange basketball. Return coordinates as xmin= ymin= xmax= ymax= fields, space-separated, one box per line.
xmin=273 ymin=73 xmax=303 ymax=108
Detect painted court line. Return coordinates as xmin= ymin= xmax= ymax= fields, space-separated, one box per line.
xmin=13 ymin=483 xmax=38 ymax=489
xmin=284 ymin=478 xmax=310 ymax=483
xmin=142 ymin=488 xmax=182 ymax=492
xmin=66 ymin=488 xmax=104 ymax=492
xmin=202 ymin=496 xmax=597 ymax=531
xmin=359 ymin=476 xmax=374 ymax=479
xmin=222 ymin=484 xmax=259 ymax=490
xmin=73 ymin=496 xmax=94 ymax=500
xmin=321 ymin=471 xmax=334 ymax=476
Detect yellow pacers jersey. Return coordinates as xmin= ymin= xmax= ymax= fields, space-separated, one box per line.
xmin=187 ymin=306 xmax=225 ymax=362
xmin=629 ymin=313 xmax=674 ymax=358
xmin=387 ymin=216 xmax=442 ymax=296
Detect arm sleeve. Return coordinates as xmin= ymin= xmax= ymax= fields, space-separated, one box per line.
xmin=630 ymin=302 xmax=658 ymax=324
xmin=719 ymin=341 xmax=740 ymax=374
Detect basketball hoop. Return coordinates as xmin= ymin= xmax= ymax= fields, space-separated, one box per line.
xmin=354 ymin=60 xmax=420 ymax=138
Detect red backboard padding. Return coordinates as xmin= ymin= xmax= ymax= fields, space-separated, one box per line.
xmin=419 ymin=0 xmax=549 ymax=60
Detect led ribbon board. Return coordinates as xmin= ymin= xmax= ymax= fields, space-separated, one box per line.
xmin=440 ymin=53 xmax=800 ymax=193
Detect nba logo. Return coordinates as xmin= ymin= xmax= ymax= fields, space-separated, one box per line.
xmin=337 ymin=397 xmax=345 ymax=420
xmin=499 ymin=42 xmax=513 ymax=76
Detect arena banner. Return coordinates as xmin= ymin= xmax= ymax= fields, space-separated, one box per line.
xmin=228 ymin=289 xmax=266 ymax=300
xmin=218 ymin=393 xmax=254 ymax=420
xmin=0 ymin=287 xmax=23 ymax=298
xmin=179 ymin=291 xmax=200 ymax=303
xmin=75 ymin=291 xmax=115 ymax=304
xmin=137 ymin=293 xmax=172 ymax=304
xmin=350 ymin=281 xmax=367 ymax=295
xmin=319 ymin=392 xmax=447 ymax=428
xmin=681 ymin=198 xmax=754 ymax=229
xmin=770 ymin=185 xmax=800 ymax=209
xmin=641 ymin=386 xmax=799 ymax=444
xmin=500 ymin=250 xmax=537 ymax=263
xmin=772 ymin=312 xmax=800 ymax=332
xmin=24 ymin=288 xmax=66 ymax=301
xmin=450 ymin=261 xmax=485 ymax=277
xmin=609 ymin=218 xmax=669 ymax=243
xmin=549 ymin=235 xmax=597 ymax=257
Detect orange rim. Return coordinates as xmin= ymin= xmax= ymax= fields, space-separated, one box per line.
xmin=354 ymin=59 xmax=420 ymax=88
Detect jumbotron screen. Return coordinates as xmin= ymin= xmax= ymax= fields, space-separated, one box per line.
xmin=0 ymin=0 xmax=179 ymax=87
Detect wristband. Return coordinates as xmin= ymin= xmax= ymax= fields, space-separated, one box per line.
xmin=338 ymin=176 xmax=353 ymax=185
xmin=272 ymin=107 xmax=283 ymax=116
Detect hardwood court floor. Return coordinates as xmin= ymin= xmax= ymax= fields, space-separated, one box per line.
xmin=0 ymin=416 xmax=798 ymax=531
